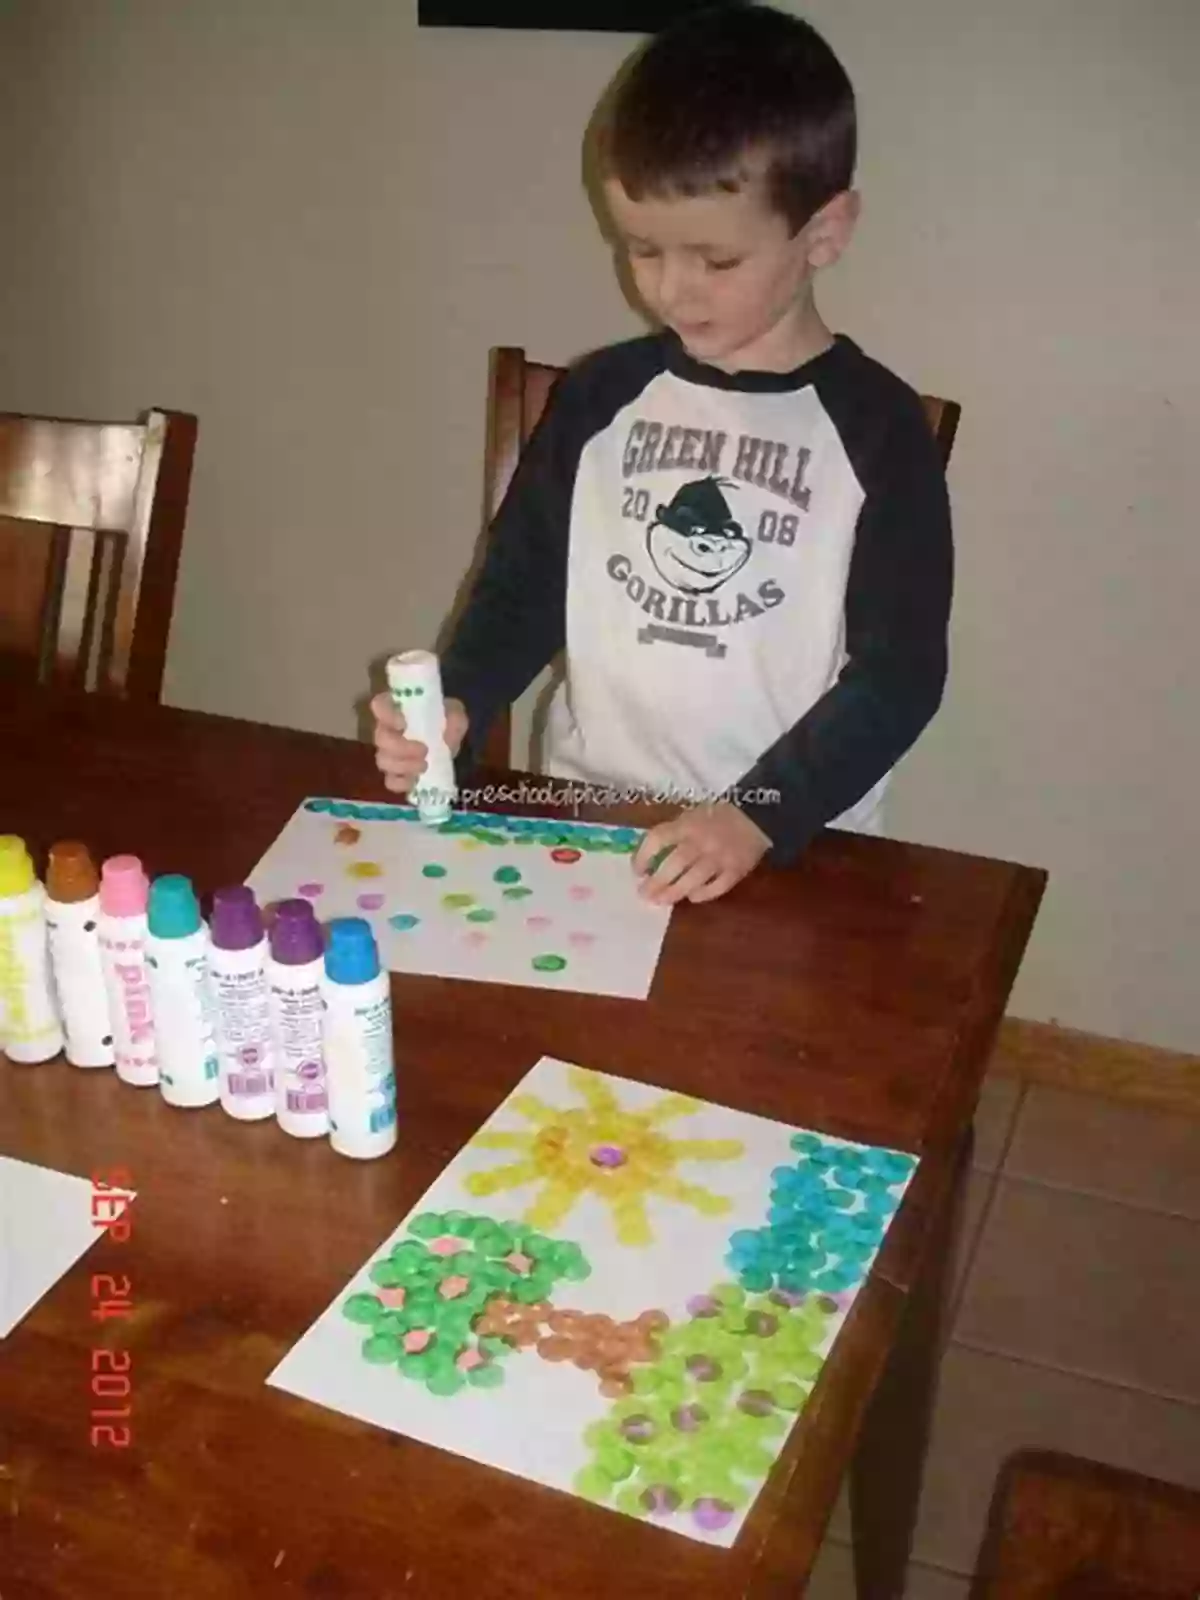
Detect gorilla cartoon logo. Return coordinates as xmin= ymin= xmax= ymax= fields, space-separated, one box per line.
xmin=645 ymin=477 xmax=752 ymax=596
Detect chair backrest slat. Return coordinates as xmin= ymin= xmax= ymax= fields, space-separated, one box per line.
xmin=0 ymin=407 xmax=197 ymax=698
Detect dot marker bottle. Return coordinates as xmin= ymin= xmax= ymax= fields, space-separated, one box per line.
xmin=44 ymin=841 xmax=114 ymax=1069
xmin=209 ymin=885 xmax=276 ymax=1121
xmin=0 ymin=836 xmax=64 ymax=1064
xmin=321 ymin=917 xmax=396 ymax=1160
xmin=97 ymin=855 xmax=158 ymax=1087
xmin=386 ymin=650 xmax=457 ymax=826
xmin=146 ymin=875 xmax=219 ymax=1109
xmin=267 ymin=899 xmax=329 ymax=1139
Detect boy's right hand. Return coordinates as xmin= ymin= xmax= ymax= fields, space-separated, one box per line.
xmin=371 ymin=692 xmax=468 ymax=794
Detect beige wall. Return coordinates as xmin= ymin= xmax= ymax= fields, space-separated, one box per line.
xmin=2 ymin=0 xmax=1197 ymax=1052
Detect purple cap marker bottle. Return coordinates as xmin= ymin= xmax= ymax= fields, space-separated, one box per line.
xmin=267 ymin=899 xmax=329 ymax=1139
xmin=208 ymin=885 xmax=276 ymax=1122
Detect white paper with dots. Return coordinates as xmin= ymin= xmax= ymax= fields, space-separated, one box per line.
xmin=245 ymin=799 xmax=672 ymax=1000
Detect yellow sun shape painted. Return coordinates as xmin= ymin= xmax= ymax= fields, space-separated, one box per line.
xmin=463 ymin=1066 xmax=744 ymax=1247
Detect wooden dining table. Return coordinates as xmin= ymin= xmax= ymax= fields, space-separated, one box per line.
xmin=0 ymin=683 xmax=1045 ymax=1599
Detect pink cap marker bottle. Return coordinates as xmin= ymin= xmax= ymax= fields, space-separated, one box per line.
xmin=96 ymin=855 xmax=158 ymax=1087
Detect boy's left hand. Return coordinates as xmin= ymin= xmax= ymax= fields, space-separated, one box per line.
xmin=633 ymin=803 xmax=770 ymax=906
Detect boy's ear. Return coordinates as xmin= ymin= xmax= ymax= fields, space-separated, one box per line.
xmin=804 ymin=189 xmax=860 ymax=269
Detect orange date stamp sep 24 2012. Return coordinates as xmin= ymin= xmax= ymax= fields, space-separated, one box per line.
xmin=89 ymin=1168 xmax=134 ymax=1448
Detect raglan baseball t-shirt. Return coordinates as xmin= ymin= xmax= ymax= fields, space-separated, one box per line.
xmin=440 ymin=331 xmax=953 ymax=864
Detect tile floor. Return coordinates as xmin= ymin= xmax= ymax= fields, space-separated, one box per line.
xmin=805 ymin=1075 xmax=1200 ymax=1596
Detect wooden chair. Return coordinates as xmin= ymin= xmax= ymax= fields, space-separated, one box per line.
xmin=971 ymin=1449 xmax=1200 ymax=1598
xmin=477 ymin=345 xmax=961 ymax=768
xmin=0 ymin=407 xmax=198 ymax=699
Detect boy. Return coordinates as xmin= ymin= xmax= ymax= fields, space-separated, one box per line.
xmin=372 ymin=3 xmax=952 ymax=908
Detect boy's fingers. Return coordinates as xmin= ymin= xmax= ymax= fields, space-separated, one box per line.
xmin=633 ymin=820 xmax=683 ymax=876
xmin=639 ymin=842 xmax=701 ymax=902
xmin=371 ymin=691 xmax=406 ymax=732
xmin=686 ymin=868 xmax=736 ymax=904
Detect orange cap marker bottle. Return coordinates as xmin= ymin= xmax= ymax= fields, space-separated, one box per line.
xmin=45 ymin=841 xmax=115 ymax=1069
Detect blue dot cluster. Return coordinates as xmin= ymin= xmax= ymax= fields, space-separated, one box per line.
xmin=303 ymin=797 xmax=641 ymax=851
xmin=726 ymin=1133 xmax=918 ymax=1297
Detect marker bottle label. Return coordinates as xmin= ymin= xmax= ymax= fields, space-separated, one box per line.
xmin=210 ymin=944 xmax=277 ymax=1117
xmin=0 ymin=888 xmax=64 ymax=1064
xmin=45 ymin=896 xmax=114 ymax=1068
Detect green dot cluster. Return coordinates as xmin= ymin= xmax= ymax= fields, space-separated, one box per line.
xmin=392 ymin=685 xmax=426 ymax=699
xmin=575 ymin=1282 xmax=836 ymax=1527
xmin=341 ymin=1210 xmax=590 ymax=1397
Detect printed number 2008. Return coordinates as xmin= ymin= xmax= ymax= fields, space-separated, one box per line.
xmin=621 ymin=488 xmax=651 ymax=522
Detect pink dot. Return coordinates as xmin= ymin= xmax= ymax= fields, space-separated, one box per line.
xmin=298 ymin=883 xmax=324 ymax=899
xmin=429 ymin=1236 xmax=467 ymax=1257
xmin=526 ymin=915 xmax=553 ymax=931
xmin=377 ymin=1286 xmax=407 ymax=1309
xmin=463 ymin=930 xmax=489 ymax=949
xmin=403 ymin=1329 xmax=433 ymax=1354
xmin=568 ymin=885 xmax=594 ymax=903
xmin=568 ymin=930 xmax=596 ymax=949
xmin=457 ymin=1348 xmax=485 ymax=1373
xmin=356 ymin=892 xmax=386 ymax=911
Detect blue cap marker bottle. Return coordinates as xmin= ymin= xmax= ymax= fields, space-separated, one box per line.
xmin=321 ymin=918 xmax=397 ymax=1159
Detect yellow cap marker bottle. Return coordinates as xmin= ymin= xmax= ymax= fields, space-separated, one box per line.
xmin=0 ymin=836 xmax=65 ymax=1064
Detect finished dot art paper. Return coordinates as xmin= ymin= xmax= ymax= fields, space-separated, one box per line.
xmin=268 ymin=1057 xmax=919 ymax=1547
xmin=245 ymin=799 xmax=672 ymax=1001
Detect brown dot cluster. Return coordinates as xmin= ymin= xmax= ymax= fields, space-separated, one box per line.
xmin=474 ymin=1299 xmax=670 ymax=1398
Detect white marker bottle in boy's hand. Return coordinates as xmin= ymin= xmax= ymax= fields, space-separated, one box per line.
xmin=384 ymin=650 xmax=459 ymax=825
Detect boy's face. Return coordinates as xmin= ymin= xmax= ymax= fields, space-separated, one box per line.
xmin=603 ymin=171 xmax=850 ymax=372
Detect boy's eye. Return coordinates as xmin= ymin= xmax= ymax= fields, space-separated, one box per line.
xmin=627 ymin=244 xmax=661 ymax=260
xmin=705 ymin=258 xmax=742 ymax=273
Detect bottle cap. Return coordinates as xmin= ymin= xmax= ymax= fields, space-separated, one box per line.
xmin=0 ymin=836 xmax=36 ymax=897
xmin=46 ymin=841 xmax=100 ymax=903
xmin=99 ymin=855 xmax=150 ymax=917
xmin=148 ymin=875 xmax=202 ymax=939
xmin=269 ymin=899 xmax=324 ymax=965
xmin=324 ymin=917 xmax=381 ymax=985
xmin=210 ymin=885 xmax=264 ymax=951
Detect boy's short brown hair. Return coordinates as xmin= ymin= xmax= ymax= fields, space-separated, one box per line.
xmin=598 ymin=3 xmax=856 ymax=235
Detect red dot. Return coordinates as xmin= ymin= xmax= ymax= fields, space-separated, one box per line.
xmin=550 ymin=848 xmax=582 ymax=864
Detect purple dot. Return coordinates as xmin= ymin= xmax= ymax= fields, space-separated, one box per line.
xmin=670 ymin=1403 xmax=709 ymax=1433
xmin=686 ymin=1294 xmax=721 ymax=1318
xmin=640 ymin=1485 xmax=682 ymax=1517
xmin=297 ymin=883 xmax=324 ymax=899
xmin=737 ymin=1389 xmax=777 ymax=1418
xmin=356 ymin=893 xmax=386 ymax=911
xmin=589 ymin=1144 xmax=627 ymax=1169
xmin=692 ymin=1497 xmax=736 ymax=1533
xmin=685 ymin=1354 xmax=722 ymax=1383
xmin=619 ymin=1414 xmax=656 ymax=1444
xmin=745 ymin=1312 xmax=779 ymax=1338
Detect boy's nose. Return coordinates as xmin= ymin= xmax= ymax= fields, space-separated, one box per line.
xmin=655 ymin=257 xmax=698 ymax=318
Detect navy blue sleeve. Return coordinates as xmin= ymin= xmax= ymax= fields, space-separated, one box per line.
xmin=735 ymin=392 xmax=953 ymax=861
xmin=439 ymin=374 xmax=579 ymax=766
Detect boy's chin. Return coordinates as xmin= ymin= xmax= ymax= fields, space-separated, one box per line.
xmin=672 ymin=323 xmax=729 ymax=361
